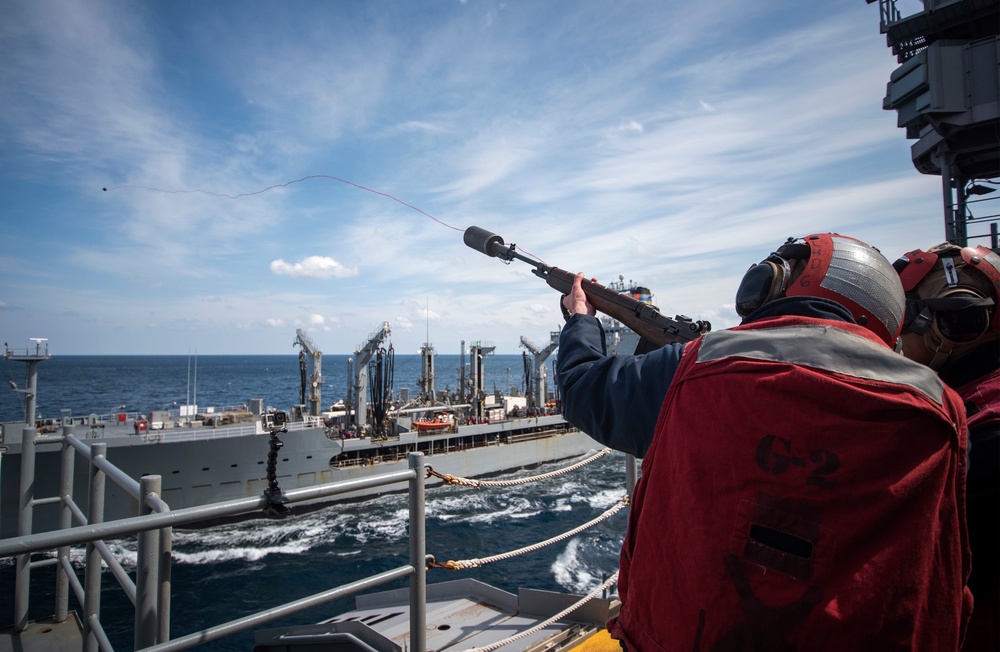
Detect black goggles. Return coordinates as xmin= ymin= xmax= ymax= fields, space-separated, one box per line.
xmin=903 ymin=294 xmax=995 ymax=342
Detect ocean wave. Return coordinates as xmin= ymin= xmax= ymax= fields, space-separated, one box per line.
xmin=575 ymin=488 xmax=625 ymax=510
xmin=550 ymin=536 xmax=620 ymax=596
xmin=342 ymin=507 xmax=409 ymax=544
xmin=551 ymin=538 xmax=598 ymax=594
xmin=463 ymin=497 xmax=536 ymax=524
xmin=171 ymin=542 xmax=312 ymax=564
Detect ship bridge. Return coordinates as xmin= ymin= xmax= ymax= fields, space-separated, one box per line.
xmin=868 ymin=0 xmax=1000 ymax=248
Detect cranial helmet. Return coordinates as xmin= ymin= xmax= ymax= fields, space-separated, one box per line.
xmin=735 ymin=233 xmax=906 ymax=346
xmin=893 ymin=242 xmax=1000 ymax=369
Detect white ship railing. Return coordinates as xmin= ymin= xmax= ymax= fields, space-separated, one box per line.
xmin=140 ymin=423 xmax=259 ymax=443
xmin=140 ymin=419 xmax=317 ymax=444
xmin=28 ymin=412 xmax=324 ymax=442
xmin=1 ymin=423 xmax=638 ymax=652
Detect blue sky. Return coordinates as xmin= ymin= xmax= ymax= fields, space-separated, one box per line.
xmin=1 ymin=0 xmax=949 ymax=355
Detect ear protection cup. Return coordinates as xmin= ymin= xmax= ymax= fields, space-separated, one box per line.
xmin=735 ymin=258 xmax=789 ymax=317
xmin=735 ymin=241 xmax=810 ymax=317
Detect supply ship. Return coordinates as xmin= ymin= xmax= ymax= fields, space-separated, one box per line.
xmin=0 ymin=324 xmax=596 ymax=539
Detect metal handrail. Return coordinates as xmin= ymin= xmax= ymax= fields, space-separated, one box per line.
xmin=2 ymin=423 xmax=427 ymax=652
xmin=4 ymin=422 xmax=634 ymax=652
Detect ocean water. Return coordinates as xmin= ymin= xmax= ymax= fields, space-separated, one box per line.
xmin=0 ymin=352 xmax=628 ymax=651
xmin=0 ymin=352 xmax=545 ymax=424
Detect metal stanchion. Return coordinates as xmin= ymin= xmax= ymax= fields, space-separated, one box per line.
xmin=83 ymin=442 xmax=107 ymax=652
xmin=408 ymin=452 xmax=426 ymax=652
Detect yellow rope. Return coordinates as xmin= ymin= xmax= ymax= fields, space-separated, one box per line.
xmin=428 ymin=495 xmax=628 ymax=571
xmin=461 ymin=570 xmax=620 ymax=652
xmin=425 ymin=447 xmax=612 ymax=489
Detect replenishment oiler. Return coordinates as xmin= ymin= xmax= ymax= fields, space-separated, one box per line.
xmin=0 ymin=323 xmax=596 ymax=540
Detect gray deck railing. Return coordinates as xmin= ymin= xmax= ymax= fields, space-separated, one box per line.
xmin=3 ymin=424 xmax=636 ymax=652
xmin=0 ymin=424 xmax=427 ymax=652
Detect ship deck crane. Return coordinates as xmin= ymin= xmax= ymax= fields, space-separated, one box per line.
xmin=348 ymin=322 xmax=391 ymax=430
xmin=467 ymin=341 xmax=495 ymax=420
xmin=294 ymin=329 xmax=322 ymax=418
xmin=519 ymin=333 xmax=559 ymax=409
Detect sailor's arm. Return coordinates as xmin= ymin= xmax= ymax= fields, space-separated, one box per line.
xmin=556 ymin=313 xmax=686 ymax=458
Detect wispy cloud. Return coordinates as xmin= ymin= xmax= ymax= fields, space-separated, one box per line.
xmin=269 ymin=257 xmax=359 ymax=279
xmin=0 ymin=0 xmax=952 ymax=354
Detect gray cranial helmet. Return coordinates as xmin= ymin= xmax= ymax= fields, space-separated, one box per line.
xmin=785 ymin=234 xmax=905 ymax=346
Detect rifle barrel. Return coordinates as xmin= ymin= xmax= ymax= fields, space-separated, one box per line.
xmin=463 ymin=225 xmax=709 ymax=347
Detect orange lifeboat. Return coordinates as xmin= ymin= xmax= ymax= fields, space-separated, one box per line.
xmin=413 ymin=420 xmax=450 ymax=432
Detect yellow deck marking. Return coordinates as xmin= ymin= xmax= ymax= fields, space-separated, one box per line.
xmin=570 ymin=629 xmax=621 ymax=652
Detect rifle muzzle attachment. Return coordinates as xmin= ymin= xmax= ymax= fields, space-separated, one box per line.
xmin=464 ymin=226 xmax=507 ymax=258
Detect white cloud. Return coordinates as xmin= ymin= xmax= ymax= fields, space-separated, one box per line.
xmin=269 ymin=257 xmax=359 ymax=279
xmin=2 ymin=1 xmax=977 ymax=356
xmin=389 ymin=120 xmax=450 ymax=135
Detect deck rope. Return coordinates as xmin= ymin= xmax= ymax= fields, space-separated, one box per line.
xmin=425 ymin=447 xmax=612 ymax=489
xmin=461 ymin=570 xmax=620 ymax=652
xmin=427 ymin=495 xmax=628 ymax=571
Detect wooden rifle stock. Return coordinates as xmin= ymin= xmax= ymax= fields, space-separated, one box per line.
xmin=463 ymin=225 xmax=710 ymax=349
xmin=535 ymin=267 xmax=708 ymax=348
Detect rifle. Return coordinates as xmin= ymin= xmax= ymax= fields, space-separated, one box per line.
xmin=463 ymin=226 xmax=711 ymax=350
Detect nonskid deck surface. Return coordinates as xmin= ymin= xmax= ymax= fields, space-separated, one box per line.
xmin=0 ymin=615 xmax=84 ymax=652
xmin=0 ymin=584 xmax=620 ymax=652
xmin=268 ymin=578 xmax=617 ymax=652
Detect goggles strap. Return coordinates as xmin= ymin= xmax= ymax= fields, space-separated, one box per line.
xmin=927 ymin=336 xmax=954 ymax=370
xmin=903 ymin=298 xmax=934 ymax=335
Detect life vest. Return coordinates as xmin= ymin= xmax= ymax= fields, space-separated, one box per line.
xmin=957 ymin=366 xmax=1000 ymax=434
xmin=609 ymin=316 xmax=971 ymax=652
xmin=955 ymin=365 xmax=1000 ymax=651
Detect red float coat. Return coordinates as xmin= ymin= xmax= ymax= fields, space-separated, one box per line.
xmin=955 ymin=365 xmax=1000 ymax=652
xmin=958 ymin=366 xmax=1000 ymax=435
xmin=609 ymin=316 xmax=972 ymax=652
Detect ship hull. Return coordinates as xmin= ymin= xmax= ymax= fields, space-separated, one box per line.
xmin=0 ymin=417 xmax=597 ymax=538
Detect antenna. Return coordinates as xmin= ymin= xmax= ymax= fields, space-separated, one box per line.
xmin=186 ymin=349 xmax=191 ymax=419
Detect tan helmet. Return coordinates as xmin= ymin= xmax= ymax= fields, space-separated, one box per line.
xmin=893 ymin=243 xmax=1000 ymax=369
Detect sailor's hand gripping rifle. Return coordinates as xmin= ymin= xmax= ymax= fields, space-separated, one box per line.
xmin=464 ymin=226 xmax=711 ymax=350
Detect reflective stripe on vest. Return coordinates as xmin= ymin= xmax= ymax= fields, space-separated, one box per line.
xmin=696 ymin=325 xmax=948 ymax=406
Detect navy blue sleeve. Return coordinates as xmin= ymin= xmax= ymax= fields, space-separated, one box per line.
xmin=555 ymin=314 xmax=687 ymax=458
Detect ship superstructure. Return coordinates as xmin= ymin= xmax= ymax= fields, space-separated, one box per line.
xmin=597 ymin=276 xmax=657 ymax=355
xmin=870 ymin=0 xmax=999 ymax=248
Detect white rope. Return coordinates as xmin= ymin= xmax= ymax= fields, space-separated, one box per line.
xmin=462 ymin=570 xmax=620 ymax=652
xmin=431 ymin=495 xmax=627 ymax=570
xmin=428 ymin=447 xmax=612 ymax=489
